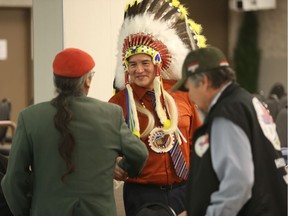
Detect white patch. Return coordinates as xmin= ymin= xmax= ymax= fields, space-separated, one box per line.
xmin=188 ymin=62 xmax=199 ymax=73
xmin=252 ymin=97 xmax=281 ymax=151
xmin=219 ymin=61 xmax=229 ymax=66
xmin=283 ymin=174 xmax=288 ymax=185
xmin=275 ymin=158 xmax=286 ymax=168
xmin=195 ymin=134 xmax=209 ymax=157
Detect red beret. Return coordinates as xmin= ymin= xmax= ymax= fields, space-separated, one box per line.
xmin=53 ymin=48 xmax=95 ymax=78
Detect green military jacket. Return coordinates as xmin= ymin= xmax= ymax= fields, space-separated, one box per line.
xmin=1 ymin=95 xmax=148 ymax=216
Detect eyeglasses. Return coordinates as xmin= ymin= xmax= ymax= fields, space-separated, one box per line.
xmin=89 ymin=71 xmax=95 ymax=78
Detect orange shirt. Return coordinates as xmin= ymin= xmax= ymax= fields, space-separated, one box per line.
xmin=109 ymin=79 xmax=202 ymax=185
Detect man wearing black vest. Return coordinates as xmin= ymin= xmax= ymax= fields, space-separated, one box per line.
xmin=172 ymin=46 xmax=287 ymax=216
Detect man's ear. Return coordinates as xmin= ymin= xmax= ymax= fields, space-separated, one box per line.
xmin=83 ymin=76 xmax=92 ymax=95
xmin=201 ymin=74 xmax=210 ymax=89
xmin=84 ymin=76 xmax=91 ymax=88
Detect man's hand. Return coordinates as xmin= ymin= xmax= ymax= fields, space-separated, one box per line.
xmin=114 ymin=156 xmax=128 ymax=181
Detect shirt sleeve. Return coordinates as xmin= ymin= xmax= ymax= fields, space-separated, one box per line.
xmin=206 ymin=117 xmax=254 ymax=216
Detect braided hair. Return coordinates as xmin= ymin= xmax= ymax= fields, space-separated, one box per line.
xmin=51 ymin=73 xmax=90 ymax=181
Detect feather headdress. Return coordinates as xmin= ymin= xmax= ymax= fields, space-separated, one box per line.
xmin=114 ymin=0 xmax=206 ymax=139
xmin=115 ymin=0 xmax=207 ymax=89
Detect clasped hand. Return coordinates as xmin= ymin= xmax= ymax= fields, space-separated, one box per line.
xmin=114 ymin=156 xmax=128 ymax=181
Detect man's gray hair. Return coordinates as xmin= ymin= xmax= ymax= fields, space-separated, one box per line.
xmin=189 ymin=67 xmax=236 ymax=88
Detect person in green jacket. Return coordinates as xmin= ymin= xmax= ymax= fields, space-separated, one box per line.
xmin=1 ymin=48 xmax=148 ymax=216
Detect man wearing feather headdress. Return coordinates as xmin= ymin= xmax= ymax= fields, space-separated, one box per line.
xmin=109 ymin=0 xmax=206 ymax=215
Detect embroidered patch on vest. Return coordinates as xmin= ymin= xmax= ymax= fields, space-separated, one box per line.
xmin=274 ymin=158 xmax=286 ymax=168
xmin=195 ymin=134 xmax=209 ymax=157
xmin=252 ymin=97 xmax=281 ymax=151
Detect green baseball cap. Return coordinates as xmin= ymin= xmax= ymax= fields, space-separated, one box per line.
xmin=172 ymin=46 xmax=229 ymax=92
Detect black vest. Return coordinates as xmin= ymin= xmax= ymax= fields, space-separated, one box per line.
xmin=187 ymin=83 xmax=287 ymax=216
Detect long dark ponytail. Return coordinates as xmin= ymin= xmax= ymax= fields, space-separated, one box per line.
xmin=51 ymin=73 xmax=89 ymax=181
